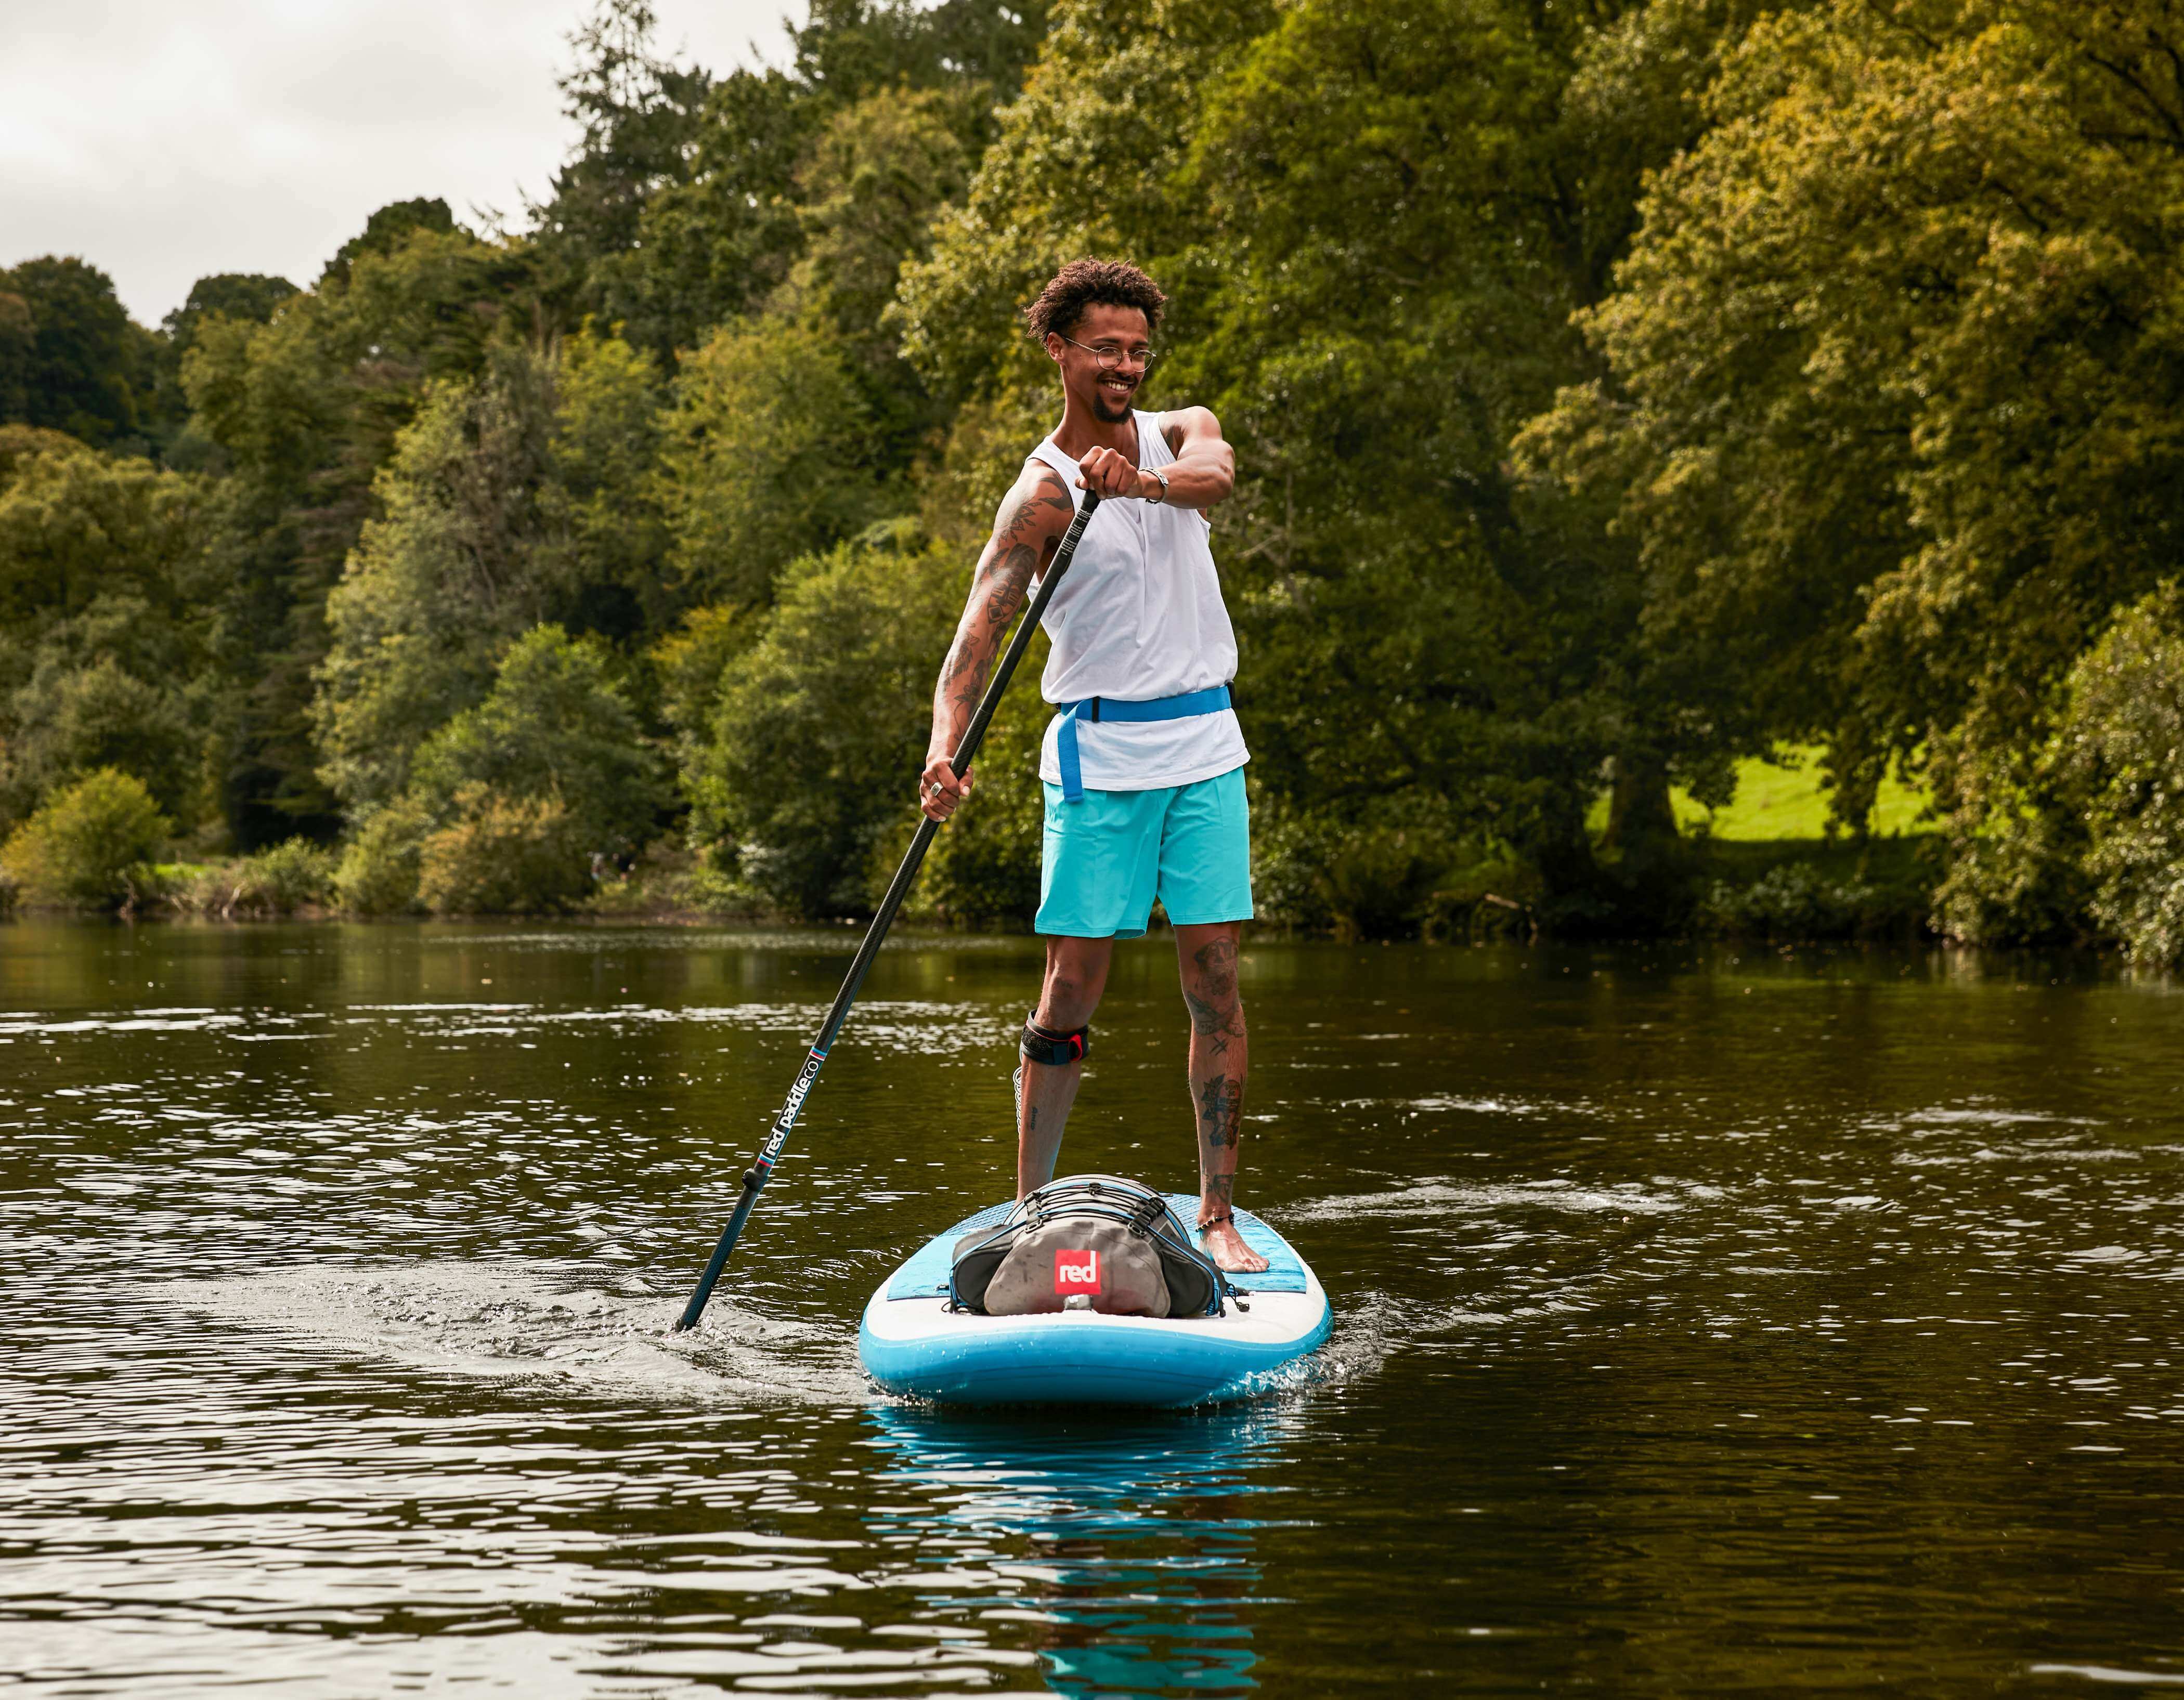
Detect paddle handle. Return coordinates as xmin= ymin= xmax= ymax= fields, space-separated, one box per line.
xmin=673 ymin=489 xmax=1103 ymax=1332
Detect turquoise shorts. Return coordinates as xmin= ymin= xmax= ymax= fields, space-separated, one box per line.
xmin=1035 ymin=767 xmax=1254 ymax=938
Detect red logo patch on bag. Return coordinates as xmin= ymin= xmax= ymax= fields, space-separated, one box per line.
xmin=1054 ymin=1249 xmax=1100 ymax=1293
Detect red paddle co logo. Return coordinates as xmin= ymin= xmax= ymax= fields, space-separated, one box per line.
xmin=1054 ymin=1249 xmax=1100 ymax=1294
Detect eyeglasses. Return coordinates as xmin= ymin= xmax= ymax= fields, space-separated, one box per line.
xmin=1061 ymin=335 xmax=1158 ymax=371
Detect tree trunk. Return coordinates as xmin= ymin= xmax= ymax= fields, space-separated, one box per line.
xmin=1605 ymin=748 xmax=1678 ymax=858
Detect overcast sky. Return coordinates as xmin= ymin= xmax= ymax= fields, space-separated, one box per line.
xmin=2 ymin=0 xmax=801 ymax=328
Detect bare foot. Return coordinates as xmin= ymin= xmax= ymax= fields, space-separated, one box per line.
xmin=1200 ymin=1218 xmax=1269 ymax=1274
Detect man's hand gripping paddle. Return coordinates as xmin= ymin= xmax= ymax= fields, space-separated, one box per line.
xmin=673 ymin=489 xmax=1103 ymax=1333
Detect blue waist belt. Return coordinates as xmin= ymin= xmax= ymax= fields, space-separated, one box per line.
xmin=1054 ymin=684 xmax=1232 ymax=803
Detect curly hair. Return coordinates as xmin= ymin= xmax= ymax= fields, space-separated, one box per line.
xmin=1024 ymin=258 xmax=1168 ymax=345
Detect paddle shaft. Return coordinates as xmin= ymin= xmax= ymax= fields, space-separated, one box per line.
xmin=673 ymin=489 xmax=1103 ymax=1332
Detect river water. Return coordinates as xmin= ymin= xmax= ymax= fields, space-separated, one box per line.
xmin=5 ymin=920 xmax=2184 ymax=1695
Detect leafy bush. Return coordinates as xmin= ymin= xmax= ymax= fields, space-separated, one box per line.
xmin=2053 ymin=589 xmax=2184 ymax=965
xmin=417 ymin=786 xmax=591 ymax=914
xmin=4 ymin=648 xmax=204 ymax=828
xmin=174 ymin=839 xmax=337 ymax=919
xmin=1700 ymin=864 xmax=1859 ymax=941
xmin=0 ymin=767 xmax=170 ymax=909
xmin=239 ymin=839 xmax=336 ymax=913
xmin=1695 ymin=860 xmax=1932 ymax=942
xmin=408 ymin=623 xmax=669 ymax=856
xmin=333 ymin=802 xmax=430 ymax=917
xmin=1930 ymin=795 xmax=2092 ymax=949
xmin=1931 ymin=587 xmax=2184 ymax=961
xmin=1252 ymin=792 xmax=1460 ymax=938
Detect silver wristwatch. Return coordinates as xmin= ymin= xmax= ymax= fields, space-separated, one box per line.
xmin=1146 ymin=467 xmax=1170 ymax=504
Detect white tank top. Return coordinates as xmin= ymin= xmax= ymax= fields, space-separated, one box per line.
xmin=1026 ymin=412 xmax=1250 ymax=792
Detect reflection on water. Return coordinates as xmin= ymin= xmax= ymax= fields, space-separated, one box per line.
xmin=865 ymin=1405 xmax=1293 ymax=1697
xmin=8 ymin=920 xmax=2184 ymax=1692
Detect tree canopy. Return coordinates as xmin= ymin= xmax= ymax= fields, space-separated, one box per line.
xmin=7 ymin=0 xmax=2184 ymax=950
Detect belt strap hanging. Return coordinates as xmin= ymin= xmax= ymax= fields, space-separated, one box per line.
xmin=1055 ymin=684 xmax=1232 ymax=802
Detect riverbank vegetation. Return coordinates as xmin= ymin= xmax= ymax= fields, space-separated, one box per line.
xmin=4 ymin=0 xmax=2181 ymax=956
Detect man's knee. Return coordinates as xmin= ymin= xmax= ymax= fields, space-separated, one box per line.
xmin=1178 ymin=927 xmax=1244 ymax=1029
xmin=1037 ymin=983 xmax=1099 ymax=1031
xmin=1039 ymin=941 xmax=1110 ymax=1029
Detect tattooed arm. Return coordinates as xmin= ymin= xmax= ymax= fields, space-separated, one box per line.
xmin=919 ymin=464 xmax=1075 ymax=821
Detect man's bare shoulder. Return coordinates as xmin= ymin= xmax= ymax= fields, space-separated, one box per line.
xmin=990 ymin=460 xmax=1077 ymax=547
xmin=1160 ymin=406 xmax=1224 ymax=452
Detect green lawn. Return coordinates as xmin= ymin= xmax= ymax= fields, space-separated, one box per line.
xmin=1589 ymin=747 xmax=1933 ymax=841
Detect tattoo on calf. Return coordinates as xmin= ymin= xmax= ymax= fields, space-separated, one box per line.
xmin=1198 ymin=1075 xmax=1244 ymax=1150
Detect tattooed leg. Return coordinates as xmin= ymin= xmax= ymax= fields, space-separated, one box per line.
xmin=1018 ymin=935 xmax=1111 ymax=1197
xmin=1176 ymin=921 xmax=1268 ymax=1273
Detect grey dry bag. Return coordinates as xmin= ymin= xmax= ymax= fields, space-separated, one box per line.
xmin=949 ymin=1174 xmax=1225 ymax=1319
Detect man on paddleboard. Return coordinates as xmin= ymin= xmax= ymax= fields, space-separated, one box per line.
xmin=919 ymin=258 xmax=1268 ymax=1276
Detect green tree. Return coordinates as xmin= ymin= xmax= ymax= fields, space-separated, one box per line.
xmin=310 ymin=333 xmax=671 ymax=819
xmin=530 ymin=0 xmax=714 ymax=332
xmin=162 ymin=273 xmax=301 ymax=356
xmin=1526 ymin=0 xmax=2184 ymax=925
xmin=0 ymin=439 xmax=214 ymax=827
xmin=311 ymin=351 xmax=566 ymax=814
xmin=156 ymin=273 xmax=298 ymax=452
xmin=0 ymin=292 xmax=34 ymax=425
xmin=657 ymin=318 xmax=889 ymax=608
xmin=685 ymin=520 xmax=959 ymax=914
xmin=0 ymin=257 xmax=158 ymax=450
xmin=408 ymin=623 xmax=669 ymax=855
xmin=180 ymin=213 xmax=539 ymax=845
xmin=558 ymin=0 xmax=1050 ymax=362
xmin=319 ymin=198 xmax=460 ymax=286
xmin=779 ymin=85 xmax=973 ymax=468
xmin=539 ymin=326 xmax=672 ymax=644
xmin=2062 ymin=588 xmax=2184 ymax=965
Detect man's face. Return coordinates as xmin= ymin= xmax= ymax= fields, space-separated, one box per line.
xmin=1049 ymin=304 xmax=1153 ymax=424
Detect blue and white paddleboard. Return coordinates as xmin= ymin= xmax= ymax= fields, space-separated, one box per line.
xmin=859 ymin=1195 xmax=1332 ymax=1408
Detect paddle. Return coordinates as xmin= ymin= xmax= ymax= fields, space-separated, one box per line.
xmin=673 ymin=488 xmax=1104 ymax=1333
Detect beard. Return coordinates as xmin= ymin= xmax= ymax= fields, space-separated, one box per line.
xmin=1089 ymin=378 xmax=1137 ymax=422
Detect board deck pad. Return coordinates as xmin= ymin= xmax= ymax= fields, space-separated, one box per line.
xmin=882 ymin=1195 xmax=1307 ymax=1301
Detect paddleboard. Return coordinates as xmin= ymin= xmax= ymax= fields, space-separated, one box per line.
xmin=859 ymin=1195 xmax=1332 ymax=1408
